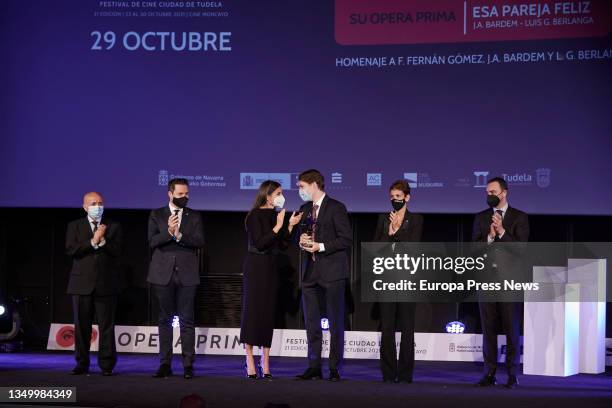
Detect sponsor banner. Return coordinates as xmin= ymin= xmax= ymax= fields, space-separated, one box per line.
xmin=276 ymin=330 xmax=500 ymax=362
xmin=240 ymin=173 xmax=296 ymax=190
xmin=157 ymin=170 xmax=226 ymax=188
xmin=48 ymin=323 xmax=612 ymax=365
xmin=50 ymin=323 xmax=612 ymax=364
xmin=49 ymin=324 xmax=245 ymax=355
xmin=335 ymin=0 xmax=612 ymax=45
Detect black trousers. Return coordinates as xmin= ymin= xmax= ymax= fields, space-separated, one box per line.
xmin=479 ymin=302 xmax=521 ymax=375
xmin=153 ymin=270 xmax=198 ymax=368
xmin=379 ymin=302 xmax=416 ymax=381
xmin=302 ymin=264 xmax=345 ymax=371
xmin=72 ymin=293 xmax=117 ymax=371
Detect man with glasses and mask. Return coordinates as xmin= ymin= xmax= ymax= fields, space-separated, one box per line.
xmin=148 ymin=178 xmax=205 ymax=379
xmin=472 ymin=177 xmax=529 ymax=389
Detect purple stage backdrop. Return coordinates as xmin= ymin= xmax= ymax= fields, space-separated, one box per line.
xmin=0 ymin=0 xmax=611 ymax=214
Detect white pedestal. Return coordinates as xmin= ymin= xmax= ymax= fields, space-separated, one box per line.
xmin=523 ymin=258 xmax=607 ymax=376
xmin=567 ymin=259 xmax=607 ymax=374
xmin=524 ymin=266 xmax=580 ymax=377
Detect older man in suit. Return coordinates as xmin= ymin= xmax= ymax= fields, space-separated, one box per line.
xmin=66 ymin=191 xmax=123 ymax=376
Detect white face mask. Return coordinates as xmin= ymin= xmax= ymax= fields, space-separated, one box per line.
xmin=273 ymin=194 xmax=285 ymax=209
xmin=299 ymin=187 xmax=313 ymax=202
xmin=87 ymin=205 xmax=104 ymax=220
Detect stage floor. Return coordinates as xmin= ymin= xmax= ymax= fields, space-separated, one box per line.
xmin=0 ymin=352 xmax=610 ymax=408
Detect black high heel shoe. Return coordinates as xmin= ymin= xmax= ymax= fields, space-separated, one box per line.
xmin=258 ymin=362 xmax=273 ymax=380
xmin=244 ymin=363 xmax=258 ymax=380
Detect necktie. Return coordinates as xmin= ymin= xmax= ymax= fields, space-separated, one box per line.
xmin=311 ymin=204 xmax=319 ymax=261
xmin=92 ymin=220 xmax=98 ymax=233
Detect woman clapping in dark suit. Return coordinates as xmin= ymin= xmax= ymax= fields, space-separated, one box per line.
xmin=240 ymin=180 xmax=302 ymax=379
xmin=374 ymin=180 xmax=423 ymax=383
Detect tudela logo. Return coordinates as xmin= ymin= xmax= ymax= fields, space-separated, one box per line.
xmin=55 ymin=325 xmax=98 ymax=348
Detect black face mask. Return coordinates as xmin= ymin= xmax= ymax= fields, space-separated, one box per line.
xmin=172 ymin=196 xmax=189 ymax=209
xmin=391 ymin=199 xmax=405 ymax=212
xmin=486 ymin=194 xmax=501 ymax=208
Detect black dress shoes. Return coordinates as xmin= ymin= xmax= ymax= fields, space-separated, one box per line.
xmin=69 ymin=366 xmax=89 ymax=375
xmin=505 ymin=375 xmax=519 ymax=389
xmin=152 ymin=364 xmax=172 ymax=378
xmin=184 ymin=366 xmax=194 ymax=379
xmin=296 ymin=367 xmax=322 ymax=380
xmin=328 ymin=368 xmax=341 ymax=382
xmin=476 ymin=372 xmax=497 ymax=386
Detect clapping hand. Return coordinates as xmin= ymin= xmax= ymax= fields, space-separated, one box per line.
xmin=93 ymin=224 xmax=107 ymax=244
xmin=388 ymin=211 xmax=400 ymax=235
xmin=491 ymin=212 xmax=504 ymax=236
xmin=168 ymin=214 xmax=179 ymax=236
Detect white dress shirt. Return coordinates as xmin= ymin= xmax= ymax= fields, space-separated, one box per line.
xmin=313 ymin=193 xmax=326 ymax=252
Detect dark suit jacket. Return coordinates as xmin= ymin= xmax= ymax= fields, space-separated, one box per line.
xmin=373 ymin=210 xmax=423 ymax=303
xmin=66 ymin=217 xmax=123 ymax=295
xmin=147 ymin=206 xmax=205 ymax=286
xmin=472 ymin=206 xmax=529 ymax=278
xmin=373 ymin=210 xmax=423 ymax=243
xmin=299 ymin=195 xmax=352 ymax=282
xmin=472 ymin=206 xmax=529 ymax=243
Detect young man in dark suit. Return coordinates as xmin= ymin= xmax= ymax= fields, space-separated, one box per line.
xmin=373 ymin=180 xmax=423 ymax=383
xmin=295 ymin=169 xmax=352 ymax=382
xmin=472 ymin=177 xmax=529 ymax=389
xmin=66 ymin=191 xmax=123 ymax=376
xmin=148 ymin=178 xmax=204 ymax=379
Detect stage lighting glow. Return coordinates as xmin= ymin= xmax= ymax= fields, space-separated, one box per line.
xmin=445 ymin=321 xmax=465 ymax=334
xmin=0 ymin=305 xmax=5 ymax=316
xmin=321 ymin=318 xmax=329 ymax=330
xmin=172 ymin=316 xmax=180 ymax=328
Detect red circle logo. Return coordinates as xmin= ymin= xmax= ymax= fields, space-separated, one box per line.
xmin=55 ymin=325 xmax=99 ymax=348
xmin=56 ymin=326 xmax=74 ymax=348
